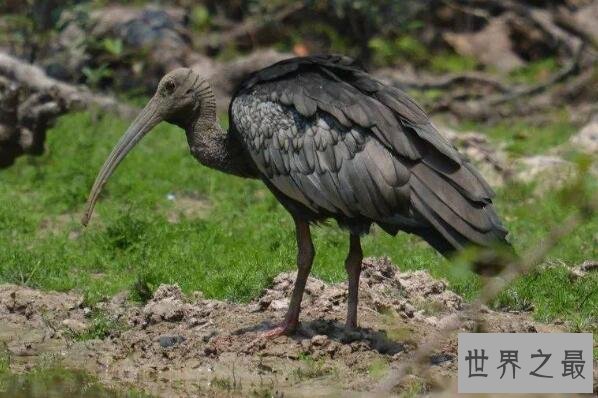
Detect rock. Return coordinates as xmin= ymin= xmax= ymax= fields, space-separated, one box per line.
xmin=158 ymin=335 xmax=185 ymax=348
xmin=430 ymin=353 xmax=454 ymax=365
xmin=515 ymin=155 xmax=575 ymax=193
xmin=443 ymin=16 xmax=524 ymax=73
xmin=47 ymin=5 xmax=191 ymax=91
xmin=570 ymin=116 xmax=598 ymax=154
xmin=569 ymin=259 xmax=598 ymax=279
xmin=143 ymin=299 xmax=185 ymax=323
xmin=580 ymin=260 xmax=598 ymax=272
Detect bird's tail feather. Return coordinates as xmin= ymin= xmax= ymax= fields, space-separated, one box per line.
xmin=406 ymin=160 xmax=513 ymax=275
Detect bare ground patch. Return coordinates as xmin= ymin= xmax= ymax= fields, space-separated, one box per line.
xmin=0 ymin=257 xmax=595 ymax=397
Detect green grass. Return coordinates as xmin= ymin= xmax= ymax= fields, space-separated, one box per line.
xmin=73 ymin=309 xmax=126 ymax=341
xmin=0 ymin=111 xmax=596 ymax=332
xmin=459 ymin=113 xmax=577 ymax=156
xmin=290 ymin=353 xmax=335 ymax=382
xmin=508 ymin=58 xmax=559 ymax=84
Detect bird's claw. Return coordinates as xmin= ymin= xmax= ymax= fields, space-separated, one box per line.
xmin=259 ymin=322 xmax=296 ymax=339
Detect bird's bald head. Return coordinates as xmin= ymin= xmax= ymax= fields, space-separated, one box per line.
xmin=154 ymin=68 xmax=212 ymax=126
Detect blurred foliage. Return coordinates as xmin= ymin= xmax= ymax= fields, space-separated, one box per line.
xmin=189 ymin=4 xmax=211 ymax=33
xmin=429 ymin=53 xmax=478 ymax=73
xmin=1 ymin=0 xmax=576 ymax=89
xmin=508 ymin=57 xmax=559 ymax=84
xmin=0 ymin=366 xmax=151 ymax=398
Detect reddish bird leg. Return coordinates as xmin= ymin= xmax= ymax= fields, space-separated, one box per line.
xmin=261 ymin=217 xmax=314 ymax=338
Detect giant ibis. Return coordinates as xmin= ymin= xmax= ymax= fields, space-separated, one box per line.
xmin=83 ymin=55 xmax=510 ymax=337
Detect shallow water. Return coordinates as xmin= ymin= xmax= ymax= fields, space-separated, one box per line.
xmin=0 ymin=368 xmax=150 ymax=398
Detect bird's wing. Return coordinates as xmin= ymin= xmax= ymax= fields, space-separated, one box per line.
xmin=231 ymin=55 xmax=507 ymax=248
xmin=232 ymin=95 xmax=413 ymax=223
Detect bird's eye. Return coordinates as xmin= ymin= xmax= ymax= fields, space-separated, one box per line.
xmin=162 ymin=80 xmax=176 ymax=94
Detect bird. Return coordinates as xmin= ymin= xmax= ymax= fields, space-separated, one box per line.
xmin=82 ymin=55 xmax=511 ymax=337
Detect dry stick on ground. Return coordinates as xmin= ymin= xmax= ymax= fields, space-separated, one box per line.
xmin=375 ymin=184 xmax=597 ymax=393
xmin=0 ymin=52 xmax=137 ymax=119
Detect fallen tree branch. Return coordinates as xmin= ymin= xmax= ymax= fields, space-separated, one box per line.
xmin=434 ymin=43 xmax=590 ymax=120
xmin=0 ymin=52 xmax=139 ymax=167
xmin=486 ymin=42 xmax=584 ymax=106
xmin=0 ymin=52 xmax=137 ymax=119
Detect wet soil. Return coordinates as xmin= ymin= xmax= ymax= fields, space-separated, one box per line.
xmin=0 ymin=257 xmax=594 ymax=397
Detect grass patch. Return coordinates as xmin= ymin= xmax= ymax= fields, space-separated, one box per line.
xmin=397 ymin=377 xmax=425 ymax=398
xmin=508 ymin=58 xmax=559 ymax=84
xmin=74 ymin=310 xmax=126 ymax=341
xmin=458 ymin=112 xmax=577 ymax=156
xmin=290 ymin=353 xmax=335 ymax=382
xmin=429 ymin=53 xmax=478 ymax=74
xmin=0 ymin=111 xmax=595 ymax=332
xmin=368 ymin=358 xmax=390 ymax=379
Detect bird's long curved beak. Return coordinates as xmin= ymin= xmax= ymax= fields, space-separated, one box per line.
xmin=82 ymin=97 xmax=162 ymax=226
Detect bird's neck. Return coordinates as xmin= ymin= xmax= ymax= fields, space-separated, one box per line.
xmin=185 ymin=85 xmax=254 ymax=178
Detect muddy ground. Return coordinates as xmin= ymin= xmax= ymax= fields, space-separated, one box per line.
xmin=0 ymin=257 xmax=595 ymax=397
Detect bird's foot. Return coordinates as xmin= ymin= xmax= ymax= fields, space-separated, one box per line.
xmin=259 ymin=322 xmax=297 ymax=339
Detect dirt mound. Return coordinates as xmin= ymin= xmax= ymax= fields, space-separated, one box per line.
xmin=0 ymin=258 xmax=584 ymax=397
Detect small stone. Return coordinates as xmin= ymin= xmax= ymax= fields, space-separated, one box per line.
xmin=430 ymin=353 xmax=454 ymax=365
xmin=569 ymin=260 xmax=598 ymax=280
xmin=580 ymin=259 xmax=598 ymax=272
xmin=158 ymin=335 xmax=185 ymax=348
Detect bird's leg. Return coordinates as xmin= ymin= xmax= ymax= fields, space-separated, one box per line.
xmin=345 ymin=233 xmax=363 ymax=329
xmin=261 ymin=218 xmax=314 ymax=338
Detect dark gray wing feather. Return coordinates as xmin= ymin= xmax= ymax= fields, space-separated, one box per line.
xmin=231 ymin=55 xmax=509 ymax=252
